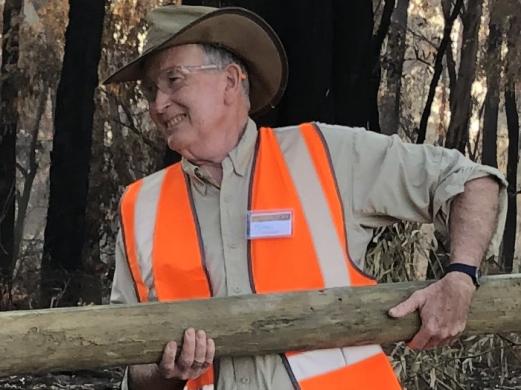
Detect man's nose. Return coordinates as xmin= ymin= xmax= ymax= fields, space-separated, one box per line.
xmin=152 ymin=88 xmax=172 ymax=113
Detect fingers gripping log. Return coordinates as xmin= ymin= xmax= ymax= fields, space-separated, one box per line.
xmin=1 ymin=274 xmax=520 ymax=376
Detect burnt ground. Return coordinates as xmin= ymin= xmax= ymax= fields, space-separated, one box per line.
xmin=0 ymin=368 xmax=124 ymax=390
xmin=0 ymin=366 xmax=520 ymax=389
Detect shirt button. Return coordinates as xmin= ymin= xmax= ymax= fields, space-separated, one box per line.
xmin=229 ymin=242 xmax=238 ymax=249
xmin=233 ymin=286 xmax=241 ymax=294
xmin=240 ymin=377 xmax=250 ymax=384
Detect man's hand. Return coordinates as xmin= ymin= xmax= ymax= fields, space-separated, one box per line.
xmin=128 ymin=328 xmax=215 ymax=390
xmin=158 ymin=328 xmax=215 ymax=380
xmin=388 ymin=272 xmax=476 ymax=350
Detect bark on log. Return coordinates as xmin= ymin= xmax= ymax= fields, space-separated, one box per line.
xmin=0 ymin=274 xmax=520 ymax=376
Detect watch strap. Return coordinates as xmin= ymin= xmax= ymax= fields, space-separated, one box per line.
xmin=445 ymin=263 xmax=480 ymax=287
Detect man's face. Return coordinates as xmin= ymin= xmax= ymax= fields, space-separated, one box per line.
xmin=143 ymin=44 xmax=230 ymax=163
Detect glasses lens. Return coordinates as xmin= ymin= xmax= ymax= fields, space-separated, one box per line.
xmin=158 ymin=68 xmax=184 ymax=95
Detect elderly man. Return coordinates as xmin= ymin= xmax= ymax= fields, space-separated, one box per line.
xmin=105 ymin=5 xmax=506 ymax=390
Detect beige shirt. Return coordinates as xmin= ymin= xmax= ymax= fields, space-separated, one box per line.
xmin=111 ymin=118 xmax=507 ymax=390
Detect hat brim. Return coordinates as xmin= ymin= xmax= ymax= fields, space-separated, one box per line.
xmin=103 ymin=7 xmax=288 ymax=116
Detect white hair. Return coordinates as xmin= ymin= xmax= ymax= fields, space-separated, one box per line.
xmin=200 ymin=43 xmax=250 ymax=104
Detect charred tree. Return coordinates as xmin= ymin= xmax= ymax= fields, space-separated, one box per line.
xmin=13 ymin=89 xmax=48 ymax=265
xmin=445 ymin=0 xmax=483 ymax=152
xmin=501 ymin=17 xmax=520 ymax=274
xmin=441 ymin=0 xmax=457 ymax=107
xmin=183 ymin=0 xmax=375 ymax=129
xmin=40 ymin=0 xmax=106 ymax=307
xmin=503 ymin=88 xmax=519 ymax=274
xmin=482 ymin=4 xmax=503 ymax=168
xmin=367 ymin=0 xmax=396 ymax=133
xmin=0 ymin=0 xmax=22 ymax=306
xmin=380 ymin=0 xmax=410 ymax=135
xmin=416 ymin=0 xmax=464 ymax=144
xmin=334 ymin=0 xmax=375 ymax=130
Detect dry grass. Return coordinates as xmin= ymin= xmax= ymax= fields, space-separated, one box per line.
xmin=366 ymin=222 xmax=521 ymax=389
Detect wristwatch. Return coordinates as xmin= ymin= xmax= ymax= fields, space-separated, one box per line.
xmin=445 ymin=263 xmax=481 ymax=287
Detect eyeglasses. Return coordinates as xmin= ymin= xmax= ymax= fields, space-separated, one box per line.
xmin=140 ymin=64 xmax=223 ymax=102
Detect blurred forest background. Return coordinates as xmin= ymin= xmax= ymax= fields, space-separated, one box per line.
xmin=0 ymin=0 xmax=520 ymax=388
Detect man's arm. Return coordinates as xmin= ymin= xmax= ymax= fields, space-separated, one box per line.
xmin=388 ymin=176 xmax=500 ymax=349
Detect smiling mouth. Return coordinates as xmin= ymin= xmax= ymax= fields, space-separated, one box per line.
xmin=167 ymin=113 xmax=187 ymax=128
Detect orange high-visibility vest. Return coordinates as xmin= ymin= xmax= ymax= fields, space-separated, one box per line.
xmin=120 ymin=123 xmax=401 ymax=390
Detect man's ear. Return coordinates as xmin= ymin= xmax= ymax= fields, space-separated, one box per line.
xmin=223 ymin=63 xmax=246 ymax=105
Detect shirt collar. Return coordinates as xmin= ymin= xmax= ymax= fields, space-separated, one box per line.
xmin=227 ymin=117 xmax=258 ymax=177
xmin=181 ymin=117 xmax=258 ymax=190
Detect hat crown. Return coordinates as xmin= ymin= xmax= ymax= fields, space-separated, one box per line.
xmin=144 ymin=5 xmax=216 ymax=52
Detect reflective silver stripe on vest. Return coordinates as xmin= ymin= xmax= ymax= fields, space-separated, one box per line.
xmin=276 ymin=126 xmax=385 ymax=382
xmin=287 ymin=345 xmax=382 ymax=381
xmin=133 ymin=168 xmax=167 ymax=301
xmin=275 ymin=128 xmax=351 ymax=288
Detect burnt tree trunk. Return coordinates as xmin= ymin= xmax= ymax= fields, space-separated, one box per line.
xmin=503 ymin=88 xmax=519 ymax=274
xmin=40 ymin=0 xmax=106 ymax=307
xmin=501 ymin=16 xmax=520 ymax=274
xmin=481 ymin=2 xmax=503 ymax=167
xmin=416 ymin=0 xmax=464 ymax=144
xmin=182 ymin=0 xmax=375 ymax=129
xmin=334 ymin=0 xmax=375 ymax=130
xmin=367 ymin=0 xmax=396 ymax=133
xmin=380 ymin=0 xmax=409 ymax=135
xmin=441 ymin=0 xmax=457 ymax=108
xmin=0 ymin=0 xmax=22 ymax=307
xmin=13 ymin=89 xmax=49 ymax=265
xmin=445 ymin=0 xmax=483 ymax=152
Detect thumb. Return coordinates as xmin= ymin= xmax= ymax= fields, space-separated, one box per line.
xmin=388 ymin=292 xmax=424 ymax=318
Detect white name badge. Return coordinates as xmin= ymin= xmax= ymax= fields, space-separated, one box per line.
xmin=246 ymin=210 xmax=293 ymax=239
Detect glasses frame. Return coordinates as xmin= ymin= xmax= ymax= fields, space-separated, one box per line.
xmin=140 ymin=64 xmax=223 ymax=103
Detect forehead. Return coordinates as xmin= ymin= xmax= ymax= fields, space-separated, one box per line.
xmin=144 ymin=44 xmax=205 ymax=78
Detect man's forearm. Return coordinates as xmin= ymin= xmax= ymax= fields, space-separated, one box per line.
xmin=128 ymin=364 xmax=186 ymax=390
xmin=449 ymin=176 xmax=500 ymax=267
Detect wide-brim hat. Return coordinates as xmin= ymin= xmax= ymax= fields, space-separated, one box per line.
xmin=103 ymin=5 xmax=288 ymax=115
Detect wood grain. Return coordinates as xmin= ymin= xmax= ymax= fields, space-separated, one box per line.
xmin=0 ymin=274 xmax=520 ymax=376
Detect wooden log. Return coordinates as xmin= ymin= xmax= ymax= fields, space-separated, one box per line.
xmin=0 ymin=274 xmax=520 ymax=376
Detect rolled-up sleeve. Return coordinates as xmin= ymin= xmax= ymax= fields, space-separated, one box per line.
xmin=348 ymin=130 xmax=507 ymax=258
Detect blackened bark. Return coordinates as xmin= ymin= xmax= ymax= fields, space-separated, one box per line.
xmin=333 ymin=0 xmax=375 ymax=129
xmin=503 ymin=87 xmax=519 ymax=274
xmin=367 ymin=0 xmax=396 ymax=133
xmin=40 ymin=0 xmax=106 ymax=307
xmin=441 ymin=0 xmax=457 ymax=106
xmin=0 ymin=0 xmax=22 ymax=305
xmin=183 ymin=0 xmax=375 ymax=129
xmin=416 ymin=0 xmax=464 ymax=144
xmin=13 ymin=90 xmax=48 ymax=265
xmin=445 ymin=0 xmax=483 ymax=152
xmin=380 ymin=0 xmax=409 ymax=135
xmin=501 ymin=16 xmax=520 ymax=274
xmin=482 ymin=14 xmax=503 ymax=168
